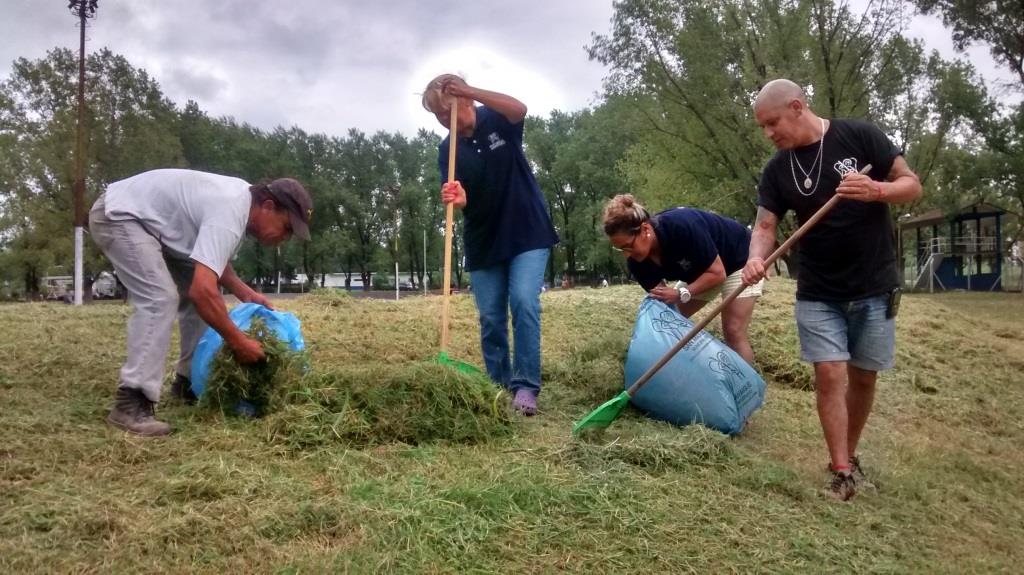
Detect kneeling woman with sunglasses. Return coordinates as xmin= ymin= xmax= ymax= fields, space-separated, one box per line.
xmin=602 ymin=194 xmax=764 ymax=365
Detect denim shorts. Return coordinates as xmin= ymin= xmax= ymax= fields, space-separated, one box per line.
xmin=795 ymin=295 xmax=895 ymax=371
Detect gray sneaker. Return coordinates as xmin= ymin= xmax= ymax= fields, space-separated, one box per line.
xmin=850 ymin=455 xmax=876 ymax=490
xmin=825 ymin=469 xmax=856 ymax=501
xmin=107 ymin=388 xmax=171 ymax=436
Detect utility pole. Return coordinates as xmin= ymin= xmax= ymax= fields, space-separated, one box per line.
xmin=394 ymin=213 xmax=400 ymax=301
xmin=69 ymin=0 xmax=99 ymax=306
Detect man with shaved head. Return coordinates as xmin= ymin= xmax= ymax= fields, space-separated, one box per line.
xmin=742 ymin=79 xmax=922 ymax=501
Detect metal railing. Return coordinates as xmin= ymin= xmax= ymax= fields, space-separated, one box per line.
xmin=919 ymin=236 xmax=998 ymax=255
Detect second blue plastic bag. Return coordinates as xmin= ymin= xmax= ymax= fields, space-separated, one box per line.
xmin=190 ymin=303 xmax=306 ymax=398
xmin=624 ymin=298 xmax=765 ymax=435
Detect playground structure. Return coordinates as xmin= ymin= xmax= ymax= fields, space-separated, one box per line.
xmin=899 ymin=203 xmax=1021 ymax=292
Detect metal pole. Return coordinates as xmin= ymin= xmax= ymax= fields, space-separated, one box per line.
xmin=423 ymin=228 xmax=427 ymax=296
xmin=72 ymin=2 xmax=89 ymax=306
xmin=929 ymin=239 xmax=934 ymax=294
xmin=395 ymin=215 xmax=400 ymax=301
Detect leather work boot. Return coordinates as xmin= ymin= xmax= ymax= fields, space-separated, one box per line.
xmin=170 ymin=373 xmax=197 ymax=405
xmin=107 ymin=387 xmax=171 ymax=436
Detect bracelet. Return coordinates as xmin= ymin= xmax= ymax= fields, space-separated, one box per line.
xmin=873 ymin=181 xmax=884 ymax=202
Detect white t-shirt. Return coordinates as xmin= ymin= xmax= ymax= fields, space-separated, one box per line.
xmin=103 ymin=169 xmax=251 ymax=277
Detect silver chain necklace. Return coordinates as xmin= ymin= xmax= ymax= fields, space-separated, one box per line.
xmin=789 ymin=117 xmax=826 ymax=196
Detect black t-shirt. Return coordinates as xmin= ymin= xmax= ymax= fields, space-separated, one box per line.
xmin=757 ymin=118 xmax=901 ymax=301
xmin=439 ymin=106 xmax=559 ymax=271
xmin=628 ymin=207 xmax=751 ymax=291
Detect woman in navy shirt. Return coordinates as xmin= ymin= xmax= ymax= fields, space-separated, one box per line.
xmin=603 ymin=194 xmax=762 ymax=365
xmin=423 ymin=74 xmax=559 ymax=416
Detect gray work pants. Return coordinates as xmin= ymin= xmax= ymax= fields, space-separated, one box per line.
xmin=88 ymin=196 xmax=207 ymax=402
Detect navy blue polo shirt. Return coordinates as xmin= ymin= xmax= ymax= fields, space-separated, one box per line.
xmin=439 ymin=106 xmax=559 ymax=271
xmin=628 ymin=208 xmax=751 ymax=291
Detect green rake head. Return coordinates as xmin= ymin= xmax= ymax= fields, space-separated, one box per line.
xmin=572 ymin=390 xmax=631 ymax=435
xmin=435 ymin=351 xmax=486 ymax=377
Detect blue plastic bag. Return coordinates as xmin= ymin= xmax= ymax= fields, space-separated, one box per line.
xmin=190 ymin=303 xmax=306 ymax=398
xmin=624 ymin=298 xmax=765 ymax=435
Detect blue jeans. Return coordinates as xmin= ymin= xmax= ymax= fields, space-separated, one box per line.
xmin=469 ymin=248 xmax=549 ymax=395
xmin=795 ymin=296 xmax=895 ymax=371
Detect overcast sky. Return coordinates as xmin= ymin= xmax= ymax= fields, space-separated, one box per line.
xmin=0 ymin=1 xmax=1016 ymax=140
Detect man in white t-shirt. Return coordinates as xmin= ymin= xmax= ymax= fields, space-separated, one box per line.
xmin=88 ymin=169 xmax=313 ymax=436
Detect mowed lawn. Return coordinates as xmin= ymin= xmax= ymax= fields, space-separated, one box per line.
xmin=1 ymin=280 xmax=1022 ymax=573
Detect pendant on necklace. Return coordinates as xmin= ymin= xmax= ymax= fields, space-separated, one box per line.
xmin=803 ymin=177 xmax=812 ymax=189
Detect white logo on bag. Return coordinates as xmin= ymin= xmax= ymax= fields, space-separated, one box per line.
xmin=834 ymin=157 xmax=858 ymax=176
xmin=488 ymin=132 xmax=506 ymax=150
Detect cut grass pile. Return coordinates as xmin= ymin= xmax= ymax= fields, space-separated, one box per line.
xmin=201 ymin=317 xmax=307 ymax=415
xmin=264 ymin=362 xmax=514 ymax=448
xmin=567 ymin=420 xmax=734 ymax=474
xmin=200 ymin=310 xmax=513 ymax=447
xmin=1 ymin=281 xmax=1022 ymax=573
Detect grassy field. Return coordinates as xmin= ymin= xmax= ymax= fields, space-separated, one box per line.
xmin=1 ymin=280 xmax=1022 ymax=573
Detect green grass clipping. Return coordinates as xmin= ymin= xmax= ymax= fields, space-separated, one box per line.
xmin=201 ymin=317 xmax=307 ymax=416
xmin=201 ymin=316 xmax=513 ymax=447
xmin=264 ymin=363 xmax=514 ymax=448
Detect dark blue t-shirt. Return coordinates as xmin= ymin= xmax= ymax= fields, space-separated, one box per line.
xmin=628 ymin=208 xmax=752 ymax=291
xmin=757 ymin=118 xmax=901 ymax=301
xmin=439 ymin=106 xmax=559 ymax=271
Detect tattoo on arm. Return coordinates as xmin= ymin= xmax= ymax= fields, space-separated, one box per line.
xmin=750 ymin=207 xmax=779 ymax=260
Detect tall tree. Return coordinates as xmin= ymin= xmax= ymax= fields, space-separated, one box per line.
xmin=912 ymin=0 xmax=1024 ymax=242
xmin=588 ymin=0 xmax=994 ymax=270
xmin=913 ymin=0 xmax=1024 ymax=89
xmin=0 ymin=48 xmax=182 ymax=296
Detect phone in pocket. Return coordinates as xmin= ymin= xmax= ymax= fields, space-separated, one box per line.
xmin=886 ymin=288 xmax=902 ymax=319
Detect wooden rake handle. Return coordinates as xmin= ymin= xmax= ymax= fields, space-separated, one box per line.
xmin=625 ymin=164 xmax=873 ymax=396
xmin=440 ymin=100 xmax=459 ymax=353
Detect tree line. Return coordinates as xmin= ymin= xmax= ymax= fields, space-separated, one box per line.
xmin=1 ymin=0 xmax=1020 ymax=298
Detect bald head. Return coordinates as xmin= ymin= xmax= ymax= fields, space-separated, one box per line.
xmin=754 ymin=79 xmax=806 ymax=112
xmin=752 ymin=79 xmax=823 ymax=150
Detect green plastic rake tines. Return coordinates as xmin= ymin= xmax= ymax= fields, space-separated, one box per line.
xmin=573 ymin=390 xmax=631 ymax=434
xmin=435 ymin=351 xmax=485 ymax=376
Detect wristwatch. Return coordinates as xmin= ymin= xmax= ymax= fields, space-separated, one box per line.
xmin=673 ymin=281 xmax=692 ymax=304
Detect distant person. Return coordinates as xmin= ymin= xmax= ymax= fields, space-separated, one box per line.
xmin=601 ymin=276 xmax=610 ymax=289
xmin=602 ymin=195 xmax=762 ymax=365
xmin=423 ymin=74 xmax=559 ymax=416
xmin=742 ymin=79 xmax=922 ymax=500
xmin=89 ymin=169 xmax=313 ymax=436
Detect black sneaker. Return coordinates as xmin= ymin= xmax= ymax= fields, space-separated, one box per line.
xmin=170 ymin=374 xmax=197 ymax=405
xmin=825 ymin=469 xmax=856 ymax=501
xmin=850 ymin=455 xmax=876 ymax=490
